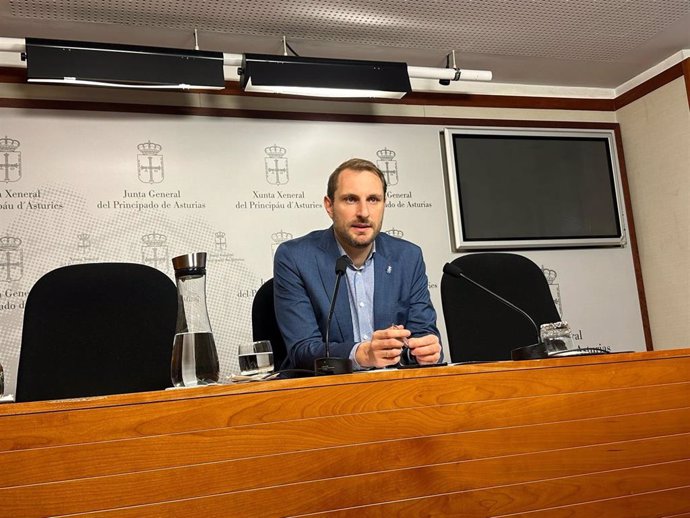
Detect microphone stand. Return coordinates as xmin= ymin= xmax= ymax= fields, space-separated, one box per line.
xmin=442 ymin=262 xmax=547 ymax=360
xmin=314 ymin=256 xmax=353 ymax=375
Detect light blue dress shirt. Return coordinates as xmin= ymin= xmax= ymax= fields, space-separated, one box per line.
xmin=337 ymin=243 xmax=376 ymax=370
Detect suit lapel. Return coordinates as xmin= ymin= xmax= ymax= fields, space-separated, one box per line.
xmin=317 ymin=229 xmax=353 ymax=343
xmin=373 ymin=236 xmax=396 ymax=331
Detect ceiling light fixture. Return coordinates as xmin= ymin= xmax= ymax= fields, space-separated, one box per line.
xmin=239 ymin=53 xmax=412 ymax=99
xmin=23 ymin=38 xmax=225 ymax=90
xmin=0 ymin=38 xmax=493 ymax=96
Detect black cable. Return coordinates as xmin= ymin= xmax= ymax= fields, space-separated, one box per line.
xmin=285 ymin=42 xmax=300 ymax=57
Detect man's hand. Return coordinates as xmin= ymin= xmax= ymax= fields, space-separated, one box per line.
xmin=355 ymin=327 xmax=411 ymax=368
xmin=407 ymin=334 xmax=441 ymax=365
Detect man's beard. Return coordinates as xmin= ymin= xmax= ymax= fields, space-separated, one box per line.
xmin=343 ymin=221 xmax=377 ymax=248
xmin=344 ymin=234 xmax=374 ymax=249
xmin=334 ymin=217 xmax=379 ymax=250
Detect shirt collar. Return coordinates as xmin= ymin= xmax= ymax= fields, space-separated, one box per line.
xmin=336 ymin=240 xmax=376 ymax=271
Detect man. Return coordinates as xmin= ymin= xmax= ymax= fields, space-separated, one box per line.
xmin=273 ymin=158 xmax=442 ymax=372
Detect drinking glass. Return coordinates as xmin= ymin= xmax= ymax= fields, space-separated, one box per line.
xmin=539 ymin=321 xmax=574 ymax=353
xmin=238 ymin=340 xmax=274 ymax=376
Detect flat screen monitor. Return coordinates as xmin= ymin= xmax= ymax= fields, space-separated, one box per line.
xmin=442 ymin=126 xmax=626 ymax=251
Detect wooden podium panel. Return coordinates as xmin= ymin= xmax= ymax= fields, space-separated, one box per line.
xmin=1 ymin=349 xmax=689 ymax=517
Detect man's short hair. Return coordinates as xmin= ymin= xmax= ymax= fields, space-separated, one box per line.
xmin=326 ymin=158 xmax=387 ymax=200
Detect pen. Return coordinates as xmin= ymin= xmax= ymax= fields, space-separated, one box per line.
xmin=391 ymin=323 xmax=410 ymax=347
xmin=392 ymin=323 xmax=416 ymax=365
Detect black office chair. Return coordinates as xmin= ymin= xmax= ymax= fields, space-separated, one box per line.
xmin=441 ymin=253 xmax=561 ymax=363
xmin=251 ymin=278 xmax=288 ymax=370
xmin=16 ymin=262 xmax=177 ymax=402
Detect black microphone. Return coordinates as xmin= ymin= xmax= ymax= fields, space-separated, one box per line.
xmin=314 ymin=255 xmax=353 ymax=375
xmin=442 ymin=262 xmax=545 ymax=360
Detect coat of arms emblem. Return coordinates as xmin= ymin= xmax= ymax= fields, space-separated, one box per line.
xmin=271 ymin=229 xmax=293 ymax=256
xmin=70 ymin=233 xmax=98 ymax=263
xmin=0 ymin=235 xmax=23 ymax=281
xmin=137 ymin=141 xmax=164 ymax=184
xmin=384 ymin=228 xmax=404 ymax=239
xmin=141 ymin=232 xmax=168 ymax=270
xmin=209 ymin=231 xmax=242 ymax=263
xmin=215 ymin=231 xmax=227 ymax=251
xmin=264 ymin=145 xmax=289 ymax=185
xmin=0 ymin=136 xmax=22 ymax=183
xmin=376 ymin=148 xmax=399 ymax=186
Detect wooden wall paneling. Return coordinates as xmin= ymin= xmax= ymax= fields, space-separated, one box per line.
xmin=489 ymin=486 xmax=690 ymax=518
xmin=53 ymin=461 xmax=690 ymax=517
xmin=1 ymin=376 xmax=688 ymax=487
xmin=290 ymin=477 xmax=690 ymax=518
xmin=2 ymin=352 xmax=688 ymax=452
xmin=1 ymin=350 xmax=689 ymax=517
xmin=3 ymin=411 xmax=690 ymax=517
xmin=8 ymin=431 xmax=690 ymax=516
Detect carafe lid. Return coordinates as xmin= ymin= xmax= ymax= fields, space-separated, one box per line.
xmin=172 ymin=252 xmax=207 ymax=275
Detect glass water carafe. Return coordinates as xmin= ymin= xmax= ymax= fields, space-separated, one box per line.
xmin=171 ymin=252 xmax=220 ymax=387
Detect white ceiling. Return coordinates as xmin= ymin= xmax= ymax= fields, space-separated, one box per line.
xmin=1 ymin=0 xmax=689 ymax=90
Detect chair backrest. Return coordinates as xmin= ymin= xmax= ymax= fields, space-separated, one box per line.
xmin=16 ymin=263 xmax=177 ymax=402
xmin=441 ymin=253 xmax=561 ymax=363
xmin=251 ymin=278 xmax=287 ymax=370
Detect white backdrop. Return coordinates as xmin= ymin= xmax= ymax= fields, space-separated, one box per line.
xmin=0 ymin=107 xmax=647 ymax=394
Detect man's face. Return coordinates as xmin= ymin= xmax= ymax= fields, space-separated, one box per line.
xmin=324 ymin=168 xmax=385 ymax=253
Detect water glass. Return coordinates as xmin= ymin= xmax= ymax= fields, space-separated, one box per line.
xmin=238 ymin=340 xmax=274 ymax=376
xmin=539 ymin=321 xmax=574 ymax=353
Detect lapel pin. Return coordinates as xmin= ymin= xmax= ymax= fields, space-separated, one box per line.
xmin=386 ymin=265 xmax=392 ymax=274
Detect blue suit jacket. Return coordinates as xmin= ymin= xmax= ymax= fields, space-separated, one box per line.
xmin=273 ymin=228 xmax=440 ymax=371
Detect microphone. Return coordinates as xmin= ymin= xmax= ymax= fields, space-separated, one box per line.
xmin=314 ymin=255 xmax=354 ymax=375
xmin=324 ymin=255 xmax=349 ymax=358
xmin=442 ymin=262 xmax=545 ymax=360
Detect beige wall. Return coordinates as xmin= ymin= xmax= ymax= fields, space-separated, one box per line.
xmin=616 ymin=78 xmax=690 ymax=349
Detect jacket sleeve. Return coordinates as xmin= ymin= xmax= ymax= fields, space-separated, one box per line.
xmin=273 ymin=242 xmax=356 ymax=371
xmin=405 ymin=247 xmax=443 ymax=361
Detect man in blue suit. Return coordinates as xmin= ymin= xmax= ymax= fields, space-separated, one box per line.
xmin=273 ymin=158 xmax=441 ymax=372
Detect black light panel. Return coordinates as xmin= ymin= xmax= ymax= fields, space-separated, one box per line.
xmin=241 ymin=54 xmax=411 ymax=98
xmin=25 ymin=38 xmax=225 ymax=89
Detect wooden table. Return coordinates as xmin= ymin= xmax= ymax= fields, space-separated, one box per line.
xmin=1 ymin=349 xmax=689 ymax=517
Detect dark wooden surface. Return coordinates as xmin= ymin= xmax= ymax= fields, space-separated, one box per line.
xmin=1 ymin=348 xmax=689 ymax=517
